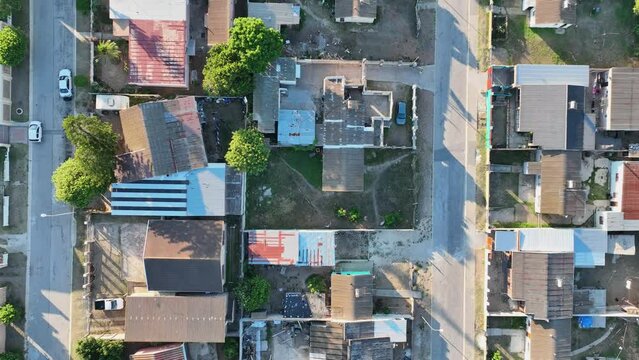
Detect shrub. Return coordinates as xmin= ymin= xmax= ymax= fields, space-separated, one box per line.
xmin=76 ymin=0 xmax=90 ymax=15
xmin=75 ymin=337 xmax=124 ymax=360
xmin=223 ymin=338 xmax=239 ymax=360
xmin=0 ymin=26 xmax=26 ymax=66
xmin=234 ymin=275 xmax=271 ymax=312
xmin=0 ymin=352 xmax=22 ymax=360
xmin=335 ymin=207 xmax=347 ymax=218
xmin=348 ymin=208 xmax=361 ymax=223
xmin=491 ymin=350 xmax=503 ymax=360
xmin=383 ymin=211 xmax=402 ymax=228
xmin=74 ymin=75 xmax=89 ymax=88
xmin=305 ymin=274 xmax=327 ymax=294
xmin=225 ymin=128 xmax=270 ymax=175
xmin=96 ymin=40 xmax=121 ymax=61
xmin=0 ymin=303 xmax=23 ymax=324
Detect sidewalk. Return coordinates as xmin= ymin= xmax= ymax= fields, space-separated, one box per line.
xmin=9 ymin=0 xmax=29 ymax=122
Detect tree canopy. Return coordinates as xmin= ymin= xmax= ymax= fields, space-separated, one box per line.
xmin=0 ymin=351 xmax=22 ymax=360
xmin=0 ymin=302 xmax=22 ymax=325
xmin=75 ymin=337 xmax=124 ymax=360
xmin=225 ymin=128 xmax=270 ymax=175
xmin=202 ymin=17 xmax=282 ymax=96
xmin=52 ymin=115 xmax=118 ymax=208
xmin=0 ymin=0 xmax=20 ymax=21
xmin=234 ymin=275 xmax=271 ymax=312
xmin=0 ymin=25 xmax=26 ymax=66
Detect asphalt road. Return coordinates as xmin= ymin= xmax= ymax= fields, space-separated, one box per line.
xmin=430 ymin=0 xmax=486 ymax=358
xmin=25 ymin=0 xmax=76 ymax=358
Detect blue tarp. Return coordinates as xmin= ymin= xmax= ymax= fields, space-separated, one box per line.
xmin=578 ymin=316 xmax=593 ymax=328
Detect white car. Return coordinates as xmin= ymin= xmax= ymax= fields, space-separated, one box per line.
xmin=28 ymin=121 xmax=42 ymax=142
xmin=94 ymin=298 xmax=124 ymax=311
xmin=58 ymin=69 xmax=73 ymax=100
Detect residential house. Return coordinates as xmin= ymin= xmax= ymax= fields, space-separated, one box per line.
xmin=111 ymin=97 xmax=244 ymax=217
xmin=246 ymin=230 xmax=336 ymax=266
xmin=130 ymin=343 xmax=187 ymax=360
xmin=530 ymin=319 xmax=571 ymax=359
xmin=143 ymin=220 xmax=225 ymax=293
xmin=523 ymin=151 xmax=587 ymax=217
xmin=486 ymin=65 xmax=595 ymax=150
xmin=335 ymin=0 xmax=378 ymax=23
xmin=522 ymin=0 xmax=576 ymax=29
xmin=597 ymin=161 xmax=639 ymax=231
xmin=248 ymin=2 xmax=300 ymax=30
xmin=206 ymin=0 xmax=234 ymax=46
xmin=254 ymin=58 xmax=394 ymax=192
xmin=508 ymin=252 xmax=574 ymax=321
xmin=109 ymin=0 xmax=190 ymax=87
xmin=599 ymin=67 xmax=639 ymax=131
xmin=124 ymin=293 xmax=228 ymax=343
xmin=330 ymin=272 xmax=374 ymax=321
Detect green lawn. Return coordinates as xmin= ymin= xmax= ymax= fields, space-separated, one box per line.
xmin=490 ymin=150 xmax=532 ymax=165
xmin=277 ymin=149 xmax=322 ymax=189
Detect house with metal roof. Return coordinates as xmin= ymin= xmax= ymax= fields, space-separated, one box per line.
xmin=597 ymin=161 xmax=639 ymax=231
xmin=206 ymin=0 xmax=234 ymax=46
xmin=124 ymin=294 xmax=228 ymax=343
xmin=246 ymin=230 xmax=336 ymax=266
xmin=335 ymin=0 xmax=378 ymax=23
xmin=523 ymin=151 xmax=587 ymax=217
xmin=508 ymin=252 xmax=574 ymax=321
xmin=530 ymin=319 xmax=571 ymax=359
xmin=522 ymin=0 xmax=576 ymax=29
xmin=248 ymin=2 xmax=301 ymax=30
xmin=600 ymin=68 xmax=639 ymax=131
xmin=143 ymin=220 xmax=225 ymax=293
xmin=330 ymin=272 xmax=374 ymax=321
xmin=109 ymin=0 xmax=190 ymax=87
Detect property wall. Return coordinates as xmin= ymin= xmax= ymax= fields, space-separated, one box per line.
xmin=336 ymin=16 xmax=375 ymax=24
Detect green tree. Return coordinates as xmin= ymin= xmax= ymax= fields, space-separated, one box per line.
xmin=0 ymin=303 xmax=22 ymax=324
xmin=52 ymin=158 xmax=108 ymax=208
xmin=202 ymin=44 xmax=253 ymax=96
xmin=234 ymin=275 xmax=270 ymax=312
xmin=223 ymin=338 xmax=239 ymax=360
xmin=491 ymin=350 xmax=503 ymax=360
xmin=75 ymin=337 xmax=124 ymax=360
xmin=635 ymin=0 xmax=639 ymax=16
xmin=63 ymin=114 xmax=118 ymax=157
xmin=0 ymin=26 xmax=26 ymax=66
xmin=305 ymin=274 xmax=327 ymax=294
xmin=0 ymin=351 xmax=23 ymax=360
xmin=228 ymin=17 xmax=283 ymax=73
xmin=96 ymin=40 xmax=121 ymax=61
xmin=225 ymin=128 xmax=270 ymax=175
xmin=0 ymin=0 xmax=21 ymax=21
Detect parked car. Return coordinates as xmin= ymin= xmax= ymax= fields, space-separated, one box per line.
xmin=58 ymin=68 xmax=73 ymax=100
xmin=396 ymin=101 xmax=407 ymax=125
xmin=28 ymin=121 xmax=42 ymax=142
xmin=94 ymin=298 xmax=124 ymax=311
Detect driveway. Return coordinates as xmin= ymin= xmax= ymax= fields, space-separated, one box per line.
xmin=24 ymin=0 xmax=77 ymax=358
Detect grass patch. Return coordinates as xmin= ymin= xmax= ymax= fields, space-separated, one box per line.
xmin=490 ymin=150 xmax=532 ymax=165
xmin=478 ymin=7 xmax=491 ymax=71
xmin=502 ymin=15 xmax=566 ymax=64
xmin=277 ymin=149 xmax=322 ymax=189
xmin=364 ymin=148 xmax=411 ymax=166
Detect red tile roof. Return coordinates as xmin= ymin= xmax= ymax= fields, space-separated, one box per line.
xmin=622 ymin=162 xmax=639 ymax=220
xmin=128 ymin=20 xmax=188 ymax=87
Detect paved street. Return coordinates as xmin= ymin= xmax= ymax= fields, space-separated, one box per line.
xmin=430 ymin=0 xmax=485 ymax=358
xmin=25 ymin=0 xmax=76 ymax=358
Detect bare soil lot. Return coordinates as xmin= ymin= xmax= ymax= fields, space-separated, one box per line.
xmin=246 ymin=148 xmax=416 ymax=229
xmin=281 ymin=0 xmax=435 ymax=64
xmin=253 ymin=266 xmax=331 ymax=314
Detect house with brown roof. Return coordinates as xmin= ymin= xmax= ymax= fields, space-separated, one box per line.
xmin=330 ymin=273 xmax=374 ymax=321
xmin=206 ymin=0 xmax=234 ymax=46
xmin=124 ymin=293 xmax=228 ymax=343
xmin=508 ymin=252 xmax=574 ymax=321
xmin=600 ymin=67 xmax=639 ymax=131
xmin=109 ymin=0 xmax=190 ymax=87
xmin=523 ymin=151 xmax=587 ymax=217
xmin=335 ymin=0 xmax=378 ymax=23
xmin=143 ymin=220 xmax=225 ymax=293
xmin=523 ymin=0 xmax=576 ymax=29
xmin=130 ymin=343 xmax=187 ymax=360
xmin=597 ymin=161 xmax=639 ymax=231
xmin=530 ymin=319 xmax=571 ymax=359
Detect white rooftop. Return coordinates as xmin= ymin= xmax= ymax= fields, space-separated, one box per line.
xmin=109 ymin=0 xmax=188 ymax=21
xmin=514 ymin=64 xmax=590 ymax=87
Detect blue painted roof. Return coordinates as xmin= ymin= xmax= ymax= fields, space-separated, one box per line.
xmin=278 ymin=109 xmax=315 ymax=146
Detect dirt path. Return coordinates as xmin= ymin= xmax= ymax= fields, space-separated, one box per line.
xmin=365 ymin=152 xmax=413 ymax=223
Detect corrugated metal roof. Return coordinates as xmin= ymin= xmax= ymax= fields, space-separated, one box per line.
xmin=247 ymin=230 xmax=299 ymax=265
xmin=130 ymin=343 xmax=186 ymax=360
xmin=144 ymin=220 xmax=224 ymax=293
xmin=494 ymin=230 xmax=518 ymax=251
xmin=248 ymin=2 xmax=300 ymax=30
xmin=124 ymin=294 xmax=227 ymax=343
xmin=518 ymin=85 xmax=567 ymax=149
xmin=573 ymin=229 xmax=607 ymax=267
xmin=335 ymin=0 xmax=378 ymax=20
xmin=322 ymin=148 xmax=365 ymax=192
xmin=128 ymin=20 xmax=188 ymax=88
xmin=606 ymin=68 xmax=639 ymax=130
xmin=109 ymin=0 xmax=187 ymax=21
xmin=278 ymin=109 xmax=316 ymax=145
xmin=539 ymin=151 xmax=586 ymax=216
xmin=531 ymin=319 xmax=571 ymax=359
xmin=347 ymin=338 xmax=392 ymax=360
xmin=373 ymin=318 xmax=407 ymax=343
xmin=310 ymin=322 xmax=345 ymax=360
xmin=519 ymin=228 xmax=574 ymax=252
xmin=514 ymin=64 xmax=589 ymax=87
xmin=253 ymin=74 xmax=279 ymax=133
xmin=622 ymin=161 xmax=639 ymax=219
xmin=510 ymin=252 xmax=574 ymax=320
xmin=298 ymin=231 xmax=336 ymax=266
xmin=206 ymin=0 xmax=233 ymax=46
xmin=532 ymin=0 xmax=576 ymax=26
xmin=331 ymin=273 xmax=373 ymax=320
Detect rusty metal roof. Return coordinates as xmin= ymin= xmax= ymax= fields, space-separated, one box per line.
xmin=622 ymin=161 xmax=639 ymax=220
xmin=128 ymin=20 xmax=188 ymax=88
xmin=330 ymin=273 xmax=373 ymax=321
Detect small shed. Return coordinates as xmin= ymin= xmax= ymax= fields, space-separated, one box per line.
xmin=95 ymin=95 xmax=130 ymax=110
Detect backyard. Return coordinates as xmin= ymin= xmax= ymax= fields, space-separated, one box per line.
xmin=492 ymin=0 xmax=638 ymax=66
xmin=246 ymin=148 xmax=416 ymax=229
